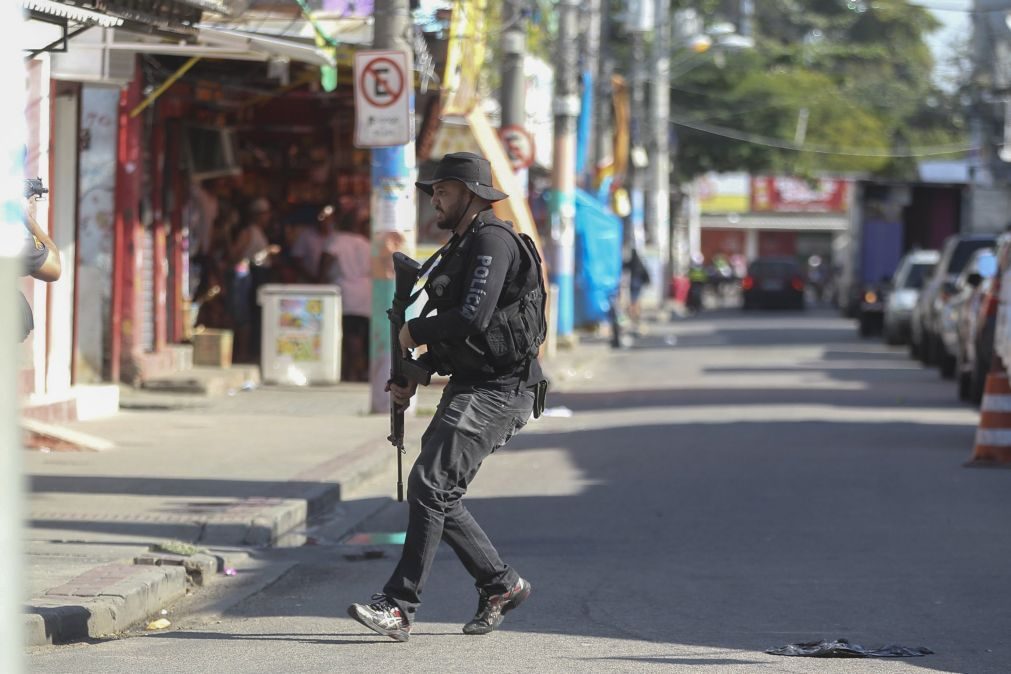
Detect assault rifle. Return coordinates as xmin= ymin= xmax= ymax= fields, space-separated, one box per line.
xmin=388 ymin=252 xmax=432 ymax=502
xmin=24 ymin=178 xmax=48 ymax=200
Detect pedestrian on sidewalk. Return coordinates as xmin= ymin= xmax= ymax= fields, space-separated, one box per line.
xmin=317 ymin=203 xmax=372 ymax=382
xmin=19 ymin=183 xmax=62 ymax=341
xmin=348 ymin=152 xmax=547 ymax=642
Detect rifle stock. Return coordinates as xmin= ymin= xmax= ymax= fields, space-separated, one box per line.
xmin=388 ymin=252 xmax=432 ymax=502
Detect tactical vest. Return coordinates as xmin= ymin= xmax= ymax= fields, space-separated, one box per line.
xmin=422 ymin=219 xmax=547 ymax=378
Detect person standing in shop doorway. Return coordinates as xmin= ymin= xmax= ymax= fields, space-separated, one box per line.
xmin=19 ymin=186 xmax=61 ymax=341
xmin=317 ymin=203 xmax=372 ymax=381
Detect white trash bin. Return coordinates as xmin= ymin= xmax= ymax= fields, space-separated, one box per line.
xmin=258 ymin=284 xmax=342 ymax=385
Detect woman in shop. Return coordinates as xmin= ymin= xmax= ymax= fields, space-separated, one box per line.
xmin=317 ymin=202 xmax=372 ymax=381
xmin=229 ymin=197 xmax=274 ymax=362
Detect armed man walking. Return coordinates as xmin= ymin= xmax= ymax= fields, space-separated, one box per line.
xmin=348 ymin=152 xmax=548 ymax=642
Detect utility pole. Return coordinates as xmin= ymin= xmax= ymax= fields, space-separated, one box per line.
xmin=627 ymin=2 xmax=651 ymax=253
xmin=369 ymin=0 xmax=416 ymax=413
xmin=499 ymin=0 xmax=527 ymax=196
xmin=581 ymin=0 xmax=602 ymax=188
xmin=593 ymin=0 xmax=614 ymax=196
xmin=1 ymin=1 xmax=26 ymax=668
xmin=550 ymin=0 xmax=581 ymax=342
xmin=647 ymin=0 xmax=671 ymax=305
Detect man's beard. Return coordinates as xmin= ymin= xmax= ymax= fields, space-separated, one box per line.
xmin=435 ymin=205 xmax=461 ymax=230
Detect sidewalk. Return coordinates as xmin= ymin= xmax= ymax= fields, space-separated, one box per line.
xmin=23 ymin=344 xmax=606 ymax=647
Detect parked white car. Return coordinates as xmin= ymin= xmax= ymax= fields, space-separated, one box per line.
xmin=884 ymin=249 xmax=939 ymax=345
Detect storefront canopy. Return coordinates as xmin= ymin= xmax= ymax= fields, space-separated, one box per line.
xmin=53 ymin=25 xmax=336 ymax=69
xmin=197 ymin=26 xmax=337 ymax=67
xmin=200 ymin=13 xmax=373 ymax=47
xmin=23 ymin=0 xmax=124 ymax=28
xmin=701 ymin=213 xmax=849 ymax=233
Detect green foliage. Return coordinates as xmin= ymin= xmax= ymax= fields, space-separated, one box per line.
xmin=666 ymin=0 xmax=966 ymax=180
xmin=480 ymin=0 xmax=555 ymax=100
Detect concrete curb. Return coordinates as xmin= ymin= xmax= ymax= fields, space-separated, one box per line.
xmin=24 ymin=429 xmax=403 ymax=647
xmin=26 ymin=563 xmax=187 ymax=646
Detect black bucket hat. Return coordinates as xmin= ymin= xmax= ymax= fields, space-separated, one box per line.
xmin=416 ymin=152 xmax=508 ymax=202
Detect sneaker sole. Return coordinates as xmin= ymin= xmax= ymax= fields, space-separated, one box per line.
xmin=347 ymin=604 xmax=410 ymax=642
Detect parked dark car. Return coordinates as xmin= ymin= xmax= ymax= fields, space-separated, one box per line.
xmin=882 ymin=249 xmax=939 ymax=345
xmin=910 ymin=234 xmax=997 ymax=366
xmin=858 ymin=277 xmax=890 ymax=337
xmin=942 ymin=247 xmax=996 ymax=382
xmin=742 ymin=257 xmax=805 ymax=310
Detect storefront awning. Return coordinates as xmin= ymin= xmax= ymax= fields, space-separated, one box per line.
xmin=702 ymin=213 xmax=848 ymax=233
xmin=197 ymin=26 xmax=336 ymax=67
xmin=59 ymin=26 xmax=337 ymax=68
xmin=177 ymin=0 xmax=236 ymax=15
xmin=23 ymin=0 xmax=127 ymax=58
xmin=200 ymin=13 xmax=373 ymax=47
xmin=23 ymin=0 xmax=124 ymax=27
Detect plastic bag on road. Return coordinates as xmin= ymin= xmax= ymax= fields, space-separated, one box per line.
xmin=767 ymin=639 xmax=933 ymax=658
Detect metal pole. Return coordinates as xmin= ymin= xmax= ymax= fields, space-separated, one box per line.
xmin=369 ymin=0 xmax=416 ymax=413
xmin=1 ymin=0 xmax=27 ymax=666
xmin=593 ymin=0 xmax=614 ymax=195
xmin=581 ymin=0 xmax=602 ymax=187
xmin=647 ymin=0 xmax=671 ymax=305
xmin=500 ymin=0 xmax=528 ymax=196
xmin=550 ymin=0 xmax=581 ymax=341
xmin=629 ymin=30 xmax=647 ymax=252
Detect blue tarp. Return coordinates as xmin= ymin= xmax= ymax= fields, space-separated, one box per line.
xmin=574 ymin=189 xmax=623 ymax=324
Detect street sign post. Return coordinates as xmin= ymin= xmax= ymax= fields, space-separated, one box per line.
xmin=354 ymin=49 xmax=411 ymax=148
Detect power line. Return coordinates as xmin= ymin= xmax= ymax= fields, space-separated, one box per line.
xmin=671 ymin=116 xmax=976 ymax=157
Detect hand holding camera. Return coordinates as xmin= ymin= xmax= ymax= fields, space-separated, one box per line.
xmin=24 ymin=177 xmax=48 ymax=200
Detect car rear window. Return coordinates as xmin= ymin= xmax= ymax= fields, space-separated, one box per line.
xmin=949 ymin=239 xmax=996 ymax=275
xmin=749 ymin=260 xmax=798 ymax=278
xmin=904 ymin=263 xmax=933 ymax=289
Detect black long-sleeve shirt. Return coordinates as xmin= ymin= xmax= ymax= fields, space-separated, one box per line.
xmin=408 ymin=212 xmax=544 ymax=388
xmin=409 ymin=225 xmax=517 ymax=345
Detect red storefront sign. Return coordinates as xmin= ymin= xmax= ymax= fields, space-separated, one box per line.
xmin=750 ymin=177 xmax=850 ymax=213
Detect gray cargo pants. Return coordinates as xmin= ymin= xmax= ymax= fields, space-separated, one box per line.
xmin=383 ymin=382 xmax=534 ymax=621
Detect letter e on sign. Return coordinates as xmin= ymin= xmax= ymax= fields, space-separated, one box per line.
xmin=354 ymin=50 xmax=411 ymax=148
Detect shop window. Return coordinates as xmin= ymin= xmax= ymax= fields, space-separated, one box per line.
xmin=184 ymin=126 xmax=241 ymax=181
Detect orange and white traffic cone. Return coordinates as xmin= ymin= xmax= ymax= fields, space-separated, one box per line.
xmin=968 ymin=358 xmax=1011 ymax=466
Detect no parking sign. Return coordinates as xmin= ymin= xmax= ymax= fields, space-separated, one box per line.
xmin=498 ymin=125 xmax=535 ymax=171
xmin=354 ymin=50 xmax=411 ymax=147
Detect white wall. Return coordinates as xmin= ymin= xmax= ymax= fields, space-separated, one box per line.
xmin=45 ymin=87 xmax=79 ymax=394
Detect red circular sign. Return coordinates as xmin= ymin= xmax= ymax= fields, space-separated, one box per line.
xmin=359 ymin=56 xmax=405 ymax=108
xmin=499 ymin=125 xmax=535 ymax=170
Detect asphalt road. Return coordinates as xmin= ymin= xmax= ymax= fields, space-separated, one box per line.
xmin=29 ymin=308 xmax=1011 ymax=673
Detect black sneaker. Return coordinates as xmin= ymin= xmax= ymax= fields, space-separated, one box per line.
xmin=462 ymin=578 xmax=531 ymax=635
xmin=347 ymin=594 xmax=411 ymax=642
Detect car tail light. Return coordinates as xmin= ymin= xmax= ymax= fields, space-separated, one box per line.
xmin=984 ymin=275 xmax=1001 ymax=319
xmin=864 ymin=290 xmax=878 ymax=304
xmin=791 ymin=276 xmax=805 ymax=292
xmin=742 ymin=276 xmax=754 ymax=291
xmin=984 ymin=292 xmax=999 ymax=319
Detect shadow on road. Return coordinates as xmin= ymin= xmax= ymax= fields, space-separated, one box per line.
xmin=552 ymin=386 xmax=959 ymax=411
xmin=140 ymin=414 xmax=1002 ymax=673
